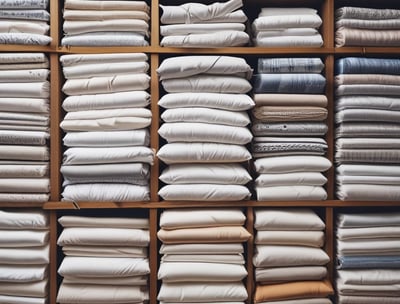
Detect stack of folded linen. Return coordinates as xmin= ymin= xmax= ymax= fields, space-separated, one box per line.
xmin=0 ymin=53 xmax=50 ymax=203
xmin=61 ymin=0 xmax=149 ymax=46
xmin=252 ymin=57 xmax=331 ymax=201
xmin=59 ymin=53 xmax=153 ymax=202
xmin=0 ymin=0 xmax=51 ymax=45
xmin=160 ymin=0 xmax=249 ymax=47
xmin=335 ymin=57 xmax=400 ymax=201
xmin=336 ymin=212 xmax=400 ymax=304
xmin=0 ymin=210 xmax=49 ymax=303
xmin=252 ymin=7 xmax=323 ymax=47
xmin=157 ymin=55 xmax=254 ymax=201
xmin=253 ymin=208 xmax=333 ymax=304
xmin=336 ymin=7 xmax=400 ymax=47
xmin=157 ymin=208 xmax=250 ymax=304
xmin=57 ymin=215 xmax=150 ymax=304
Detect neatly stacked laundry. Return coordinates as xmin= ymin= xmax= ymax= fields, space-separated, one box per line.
xmin=160 ymin=0 xmax=249 ymax=47
xmin=252 ymin=7 xmax=323 ymax=47
xmin=0 ymin=0 xmax=51 ymax=45
xmin=335 ymin=57 xmax=400 ymax=201
xmin=157 ymin=55 xmax=254 ymax=201
xmin=157 ymin=208 xmax=250 ymax=304
xmin=61 ymin=0 xmax=149 ymax=46
xmin=57 ymin=215 xmax=150 ymax=304
xmin=0 ymin=53 xmax=50 ymax=203
xmin=336 ymin=6 xmax=400 ymax=47
xmin=252 ymin=57 xmax=331 ymax=201
xmin=60 ymin=53 xmax=153 ymax=202
xmin=336 ymin=212 xmax=400 ymax=303
xmin=0 ymin=210 xmax=49 ymax=303
xmin=253 ymin=208 xmax=333 ymax=303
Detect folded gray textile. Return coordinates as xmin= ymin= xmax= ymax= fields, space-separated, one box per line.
xmin=336 ymin=123 xmax=400 ymax=138
xmin=337 ymin=255 xmax=400 ymax=269
xmin=336 ymin=57 xmax=400 ymax=75
xmin=252 ymin=122 xmax=328 ymax=136
xmin=257 ymin=58 xmax=324 ymax=74
xmin=336 ymin=6 xmax=400 ymax=20
xmin=336 ymin=149 xmax=400 ymax=163
xmin=0 ymin=10 xmax=49 ymax=21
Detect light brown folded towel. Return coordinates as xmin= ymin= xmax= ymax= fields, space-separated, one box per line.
xmin=253 ymin=94 xmax=327 ymax=107
xmin=336 ymin=27 xmax=400 ymax=47
xmin=253 ymin=106 xmax=327 ymax=122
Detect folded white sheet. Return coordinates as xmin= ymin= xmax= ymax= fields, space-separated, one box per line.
xmin=0 ymin=280 xmax=47 ymax=297
xmin=0 ymin=295 xmax=46 ymax=304
xmin=0 ymin=130 xmax=48 ymax=145
xmin=0 ymin=69 xmax=49 ymax=82
xmin=338 ymin=226 xmax=400 ymax=240
xmin=161 ymin=253 xmax=244 ymax=264
xmin=0 ymin=98 xmax=49 ymax=113
xmin=161 ymin=23 xmax=245 ymax=36
xmin=0 ymin=178 xmax=49 ymax=193
xmin=337 ymin=239 xmax=400 ymax=255
xmin=58 ymin=216 xmax=148 ymax=229
xmin=256 ymin=186 xmax=327 ymax=201
xmin=0 ymin=210 xmax=48 ymax=229
xmin=0 ymin=145 xmax=49 ymax=161
xmin=62 ymin=275 xmax=147 ymax=286
xmin=60 ymin=117 xmax=151 ymax=131
xmin=63 ymin=19 xmax=149 ymax=36
xmin=253 ymin=15 xmax=322 ymax=31
xmin=0 ymin=245 xmax=49 ymax=264
xmin=0 ymin=230 xmax=48 ymax=247
xmin=0 ymin=265 xmax=46 ymax=283
xmin=160 ymin=243 xmax=243 ymax=254
xmin=63 ymin=130 xmax=149 ymax=147
xmin=339 ymin=269 xmax=400 ymax=285
xmin=255 ymin=35 xmax=323 ymax=47
xmin=256 ymin=230 xmax=324 ymax=247
xmin=337 ymin=212 xmax=400 ymax=228
xmin=62 ymin=245 xmax=147 ymax=258
xmin=0 ymin=164 xmax=48 ymax=178
xmin=160 ymin=31 xmax=249 ymax=47
xmin=254 ymin=156 xmax=331 ymax=173
xmin=256 ymin=172 xmax=327 ymax=187
xmin=60 ymin=53 xmax=147 ymax=66
xmin=0 ymin=193 xmax=49 ymax=203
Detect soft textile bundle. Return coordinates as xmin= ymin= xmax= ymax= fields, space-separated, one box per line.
xmin=336 ymin=212 xmax=400 ymax=303
xmin=60 ymin=53 xmax=153 ymax=202
xmin=336 ymin=6 xmax=400 ymax=47
xmin=253 ymin=208 xmax=333 ymax=303
xmin=335 ymin=57 xmax=400 ymax=201
xmin=0 ymin=0 xmax=51 ymax=45
xmin=160 ymin=0 xmax=249 ymax=47
xmin=252 ymin=58 xmax=330 ymax=201
xmin=252 ymin=7 xmax=323 ymax=47
xmin=61 ymin=0 xmax=149 ymax=46
xmin=57 ymin=215 xmax=149 ymax=303
xmin=157 ymin=208 xmax=250 ymax=303
xmin=0 ymin=210 xmax=49 ymax=303
xmin=157 ymin=55 xmax=254 ymax=201
xmin=0 ymin=53 xmax=50 ymax=203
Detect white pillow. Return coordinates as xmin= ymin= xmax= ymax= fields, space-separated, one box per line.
xmin=253 ymin=245 xmax=330 ymax=268
xmin=58 ymin=216 xmax=149 ymax=229
xmin=159 ymin=184 xmax=251 ymax=201
xmin=157 ymin=282 xmax=248 ymax=302
xmin=254 ymin=156 xmax=331 ymax=173
xmin=159 ymin=122 xmax=252 ymax=144
xmin=60 ymin=53 xmax=148 ymax=66
xmin=256 ymin=186 xmax=327 ymax=201
xmin=0 ymin=230 xmax=49 ymax=247
xmin=157 ymin=56 xmax=252 ymax=80
xmin=160 ymin=243 xmax=244 ymax=254
xmin=0 ymin=210 xmax=48 ymax=229
xmin=57 ymin=227 xmax=149 ymax=247
xmin=60 ymin=116 xmax=151 ymax=131
xmin=0 ymin=265 xmax=47 ymax=283
xmin=162 ymin=75 xmax=251 ymax=93
xmin=0 ymin=245 xmax=49 ymax=264
xmin=160 ymin=208 xmax=245 ymax=229
xmin=160 ymin=164 xmax=251 ymax=185
xmin=160 ymin=31 xmax=249 ymax=47
xmin=161 ymin=108 xmax=250 ymax=126
xmin=157 ymin=143 xmax=251 ymax=164
xmin=158 ymin=92 xmax=254 ymax=111
xmin=158 ymin=262 xmax=247 ymax=282
xmin=256 ymin=172 xmax=327 ymax=187
xmin=254 ymin=208 xmax=325 ymax=231
xmin=256 ymin=230 xmax=324 ymax=247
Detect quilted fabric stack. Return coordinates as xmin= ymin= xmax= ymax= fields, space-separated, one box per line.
xmin=61 ymin=0 xmax=149 ymax=46
xmin=57 ymin=215 xmax=150 ymax=304
xmin=0 ymin=210 xmax=49 ymax=303
xmin=0 ymin=52 xmax=50 ymax=203
xmin=253 ymin=208 xmax=333 ymax=303
xmin=0 ymin=0 xmax=51 ymax=45
xmin=160 ymin=0 xmax=249 ymax=47
xmin=336 ymin=6 xmax=400 ymax=47
xmin=157 ymin=55 xmax=254 ymax=201
xmin=252 ymin=7 xmax=323 ymax=47
xmin=252 ymin=57 xmax=331 ymax=201
xmin=157 ymin=208 xmax=250 ymax=304
xmin=60 ymin=53 xmax=153 ymax=202
xmin=336 ymin=212 xmax=400 ymax=303
xmin=335 ymin=57 xmax=400 ymax=201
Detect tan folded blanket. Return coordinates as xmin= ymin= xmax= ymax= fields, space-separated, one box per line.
xmin=253 ymin=94 xmax=327 ymax=107
xmin=253 ymin=106 xmax=327 ymax=122
xmin=158 ymin=226 xmax=251 ymax=244
xmin=336 ymin=27 xmax=400 ymax=47
xmin=336 ymin=18 xmax=400 ymax=30
xmin=254 ymin=280 xmax=334 ymax=303
xmin=335 ymin=74 xmax=400 ymax=86
xmin=64 ymin=0 xmax=150 ymax=12
xmin=63 ymin=10 xmax=150 ymax=21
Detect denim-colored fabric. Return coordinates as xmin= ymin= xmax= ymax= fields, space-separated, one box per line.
xmin=258 ymin=58 xmax=324 ymax=74
xmin=336 ymin=57 xmax=400 ymax=75
xmin=337 ymin=255 xmax=400 ymax=269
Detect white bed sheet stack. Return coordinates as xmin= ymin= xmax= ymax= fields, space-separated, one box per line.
xmin=160 ymin=0 xmax=249 ymax=47
xmin=56 ymin=215 xmax=150 ymax=304
xmin=252 ymin=58 xmax=331 ymax=201
xmin=252 ymin=7 xmax=323 ymax=47
xmin=157 ymin=55 xmax=254 ymax=201
xmin=336 ymin=212 xmax=400 ymax=304
xmin=253 ymin=208 xmax=333 ymax=304
xmin=0 ymin=209 xmax=49 ymax=304
xmin=0 ymin=0 xmax=51 ymax=45
xmin=335 ymin=57 xmax=400 ymax=201
xmin=0 ymin=52 xmax=50 ymax=203
xmin=61 ymin=0 xmax=149 ymax=46
xmin=60 ymin=53 xmax=153 ymax=202
xmin=157 ymin=208 xmax=251 ymax=304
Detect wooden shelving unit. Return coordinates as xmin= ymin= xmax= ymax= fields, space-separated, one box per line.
xmin=1 ymin=0 xmax=399 ymax=303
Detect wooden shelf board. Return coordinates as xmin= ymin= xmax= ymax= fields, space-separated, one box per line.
xmin=0 ymin=202 xmax=45 ymax=208
xmin=0 ymin=45 xmax=55 ymax=52
xmin=57 ymin=46 xmax=152 ymax=54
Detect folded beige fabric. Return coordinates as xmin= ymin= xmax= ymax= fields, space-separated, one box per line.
xmin=253 ymin=106 xmax=327 ymax=122
xmin=0 ymin=98 xmax=49 ymax=113
xmin=336 ymin=18 xmax=400 ymax=30
xmin=63 ymin=9 xmax=150 ymax=21
xmin=0 ymin=145 xmax=49 ymax=161
xmin=0 ymin=280 xmax=47 ymax=297
xmin=253 ymin=94 xmax=327 ymax=107
xmin=0 ymin=20 xmax=49 ymax=35
xmin=256 ymin=230 xmax=324 ymax=247
xmin=158 ymin=226 xmax=251 ymax=244
xmin=0 ymin=178 xmax=49 ymax=193
xmin=63 ymin=275 xmax=147 ymax=286
xmin=338 ymin=295 xmax=400 ymax=304
xmin=62 ymin=245 xmax=147 ymax=258
xmin=335 ymin=74 xmax=400 ymax=86
xmin=0 ymin=164 xmax=48 ymax=178
xmin=0 ymin=193 xmax=49 ymax=203
xmin=59 ymin=216 xmax=149 ymax=229
xmin=63 ymin=19 xmax=149 ymax=35
xmin=0 ymin=62 xmax=49 ymax=70
xmin=336 ymin=27 xmax=400 ymax=47
xmin=256 ymin=266 xmax=327 ymax=284
xmin=64 ymin=0 xmax=150 ymax=12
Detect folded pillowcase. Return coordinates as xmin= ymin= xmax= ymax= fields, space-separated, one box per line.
xmin=256 ymin=266 xmax=327 ymax=284
xmin=63 ymin=130 xmax=149 ymax=147
xmin=256 ymin=186 xmax=328 ymax=201
xmin=256 ymin=230 xmax=324 ymax=247
xmin=160 ymin=208 xmax=245 ymax=229
xmin=256 ymin=172 xmax=327 ymax=187
xmin=60 ymin=53 xmax=148 ymax=66
xmin=160 ymin=31 xmax=249 ymax=47
xmin=254 ymin=156 xmax=331 ymax=173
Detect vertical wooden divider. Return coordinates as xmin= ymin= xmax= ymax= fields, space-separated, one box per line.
xmin=325 ymin=55 xmax=335 ymax=200
xmin=149 ymin=208 xmax=158 ymax=304
xmin=50 ymin=53 xmax=62 ymax=202
xmin=325 ymin=207 xmax=334 ymax=285
xmin=49 ymin=210 xmax=58 ymax=304
xmin=246 ymin=207 xmax=254 ymax=304
xmin=151 ymin=0 xmax=160 ymax=47
xmin=49 ymin=0 xmax=59 ymax=49
xmin=321 ymin=0 xmax=335 ymax=49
